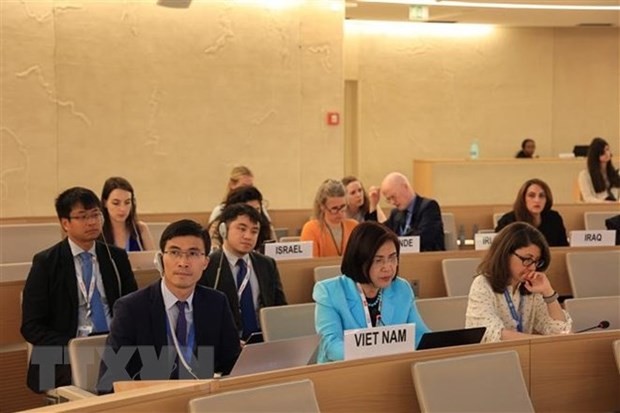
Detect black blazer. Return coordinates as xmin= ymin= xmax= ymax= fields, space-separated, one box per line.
xmin=384 ymin=195 xmax=446 ymax=251
xmin=21 ymin=238 xmax=137 ymax=393
xmin=97 ymin=282 xmax=240 ymax=393
xmin=199 ymin=250 xmax=287 ymax=331
xmin=495 ymin=210 xmax=569 ymax=247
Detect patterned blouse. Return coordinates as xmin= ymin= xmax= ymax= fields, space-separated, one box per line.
xmin=465 ymin=275 xmax=572 ymax=343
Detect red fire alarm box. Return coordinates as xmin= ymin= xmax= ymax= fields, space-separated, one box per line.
xmin=326 ymin=112 xmax=340 ymax=126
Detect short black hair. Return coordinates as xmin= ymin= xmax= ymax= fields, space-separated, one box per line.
xmin=341 ymin=221 xmax=400 ymax=284
xmin=225 ymin=186 xmax=263 ymax=206
xmin=55 ymin=187 xmax=101 ymax=220
xmin=159 ymin=219 xmax=210 ymax=252
xmin=219 ymin=203 xmax=262 ymax=227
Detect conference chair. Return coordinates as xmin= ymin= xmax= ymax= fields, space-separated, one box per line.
xmin=566 ymin=250 xmax=620 ymax=298
xmin=492 ymin=212 xmax=505 ymax=229
xmin=260 ymin=303 xmax=316 ymax=342
xmin=412 ymin=350 xmax=534 ymax=412
xmin=440 ymin=212 xmax=458 ymax=251
xmin=0 ymin=262 xmax=31 ymax=282
xmin=188 ymin=379 xmax=320 ymax=413
xmin=584 ymin=211 xmax=618 ymax=230
xmin=145 ymin=222 xmax=169 ymax=246
xmin=614 ymin=340 xmax=620 ymax=374
xmin=441 ymin=258 xmax=481 ymax=296
xmin=415 ymin=296 xmax=468 ymax=331
xmin=127 ymin=250 xmax=158 ymax=271
xmin=28 ymin=334 xmax=108 ymax=403
xmin=563 ymin=296 xmax=620 ymax=333
xmin=0 ymin=223 xmax=63 ymax=264
xmin=313 ymin=265 xmax=340 ymax=283
xmin=279 ymin=236 xmax=301 ymax=243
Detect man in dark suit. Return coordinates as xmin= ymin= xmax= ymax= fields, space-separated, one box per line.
xmin=97 ymin=220 xmax=240 ymax=393
xmin=21 ymin=187 xmax=137 ymax=393
xmin=380 ymin=172 xmax=445 ymax=251
xmin=199 ymin=203 xmax=287 ymax=342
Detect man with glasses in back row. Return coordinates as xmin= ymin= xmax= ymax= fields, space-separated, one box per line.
xmin=21 ymin=187 xmax=137 ymax=393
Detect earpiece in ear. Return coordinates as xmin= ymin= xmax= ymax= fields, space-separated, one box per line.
xmin=154 ymin=251 xmax=164 ymax=277
xmin=218 ymin=222 xmax=227 ymax=240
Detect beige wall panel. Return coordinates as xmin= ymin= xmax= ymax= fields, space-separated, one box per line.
xmin=551 ymin=28 xmax=620 ymax=153
xmin=1 ymin=1 xmax=59 ymax=216
xmin=1 ymin=1 xmax=343 ymax=217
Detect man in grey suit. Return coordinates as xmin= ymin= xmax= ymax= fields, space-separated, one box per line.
xmin=199 ymin=203 xmax=287 ymax=342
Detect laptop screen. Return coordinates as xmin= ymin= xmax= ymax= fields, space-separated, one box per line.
xmin=416 ymin=327 xmax=486 ymax=350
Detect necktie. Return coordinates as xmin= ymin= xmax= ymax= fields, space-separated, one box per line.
xmin=79 ymin=252 xmax=108 ymax=332
xmin=399 ymin=210 xmax=411 ymax=236
xmin=237 ymin=259 xmax=258 ymax=339
xmin=175 ymin=301 xmax=187 ymax=346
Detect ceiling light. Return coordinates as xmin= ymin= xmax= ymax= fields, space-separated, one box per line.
xmin=357 ymin=0 xmax=620 ymax=11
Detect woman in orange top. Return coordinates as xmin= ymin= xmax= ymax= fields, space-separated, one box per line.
xmin=301 ymin=179 xmax=359 ymax=257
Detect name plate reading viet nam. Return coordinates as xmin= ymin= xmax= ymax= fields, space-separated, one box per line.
xmin=263 ymin=241 xmax=313 ymax=261
xmin=474 ymin=233 xmax=498 ymax=250
xmin=344 ymin=323 xmax=415 ymax=361
xmin=569 ymin=230 xmax=616 ymax=247
xmin=398 ymin=236 xmax=420 ymax=253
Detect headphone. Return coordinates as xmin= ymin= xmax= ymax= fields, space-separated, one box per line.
xmin=218 ymin=221 xmax=227 ymax=240
xmin=154 ymin=251 xmax=164 ymax=277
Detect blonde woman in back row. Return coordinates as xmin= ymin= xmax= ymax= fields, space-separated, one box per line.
xmin=301 ymin=179 xmax=358 ymax=257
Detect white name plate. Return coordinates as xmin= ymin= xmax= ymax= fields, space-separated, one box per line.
xmin=398 ymin=236 xmax=420 ymax=253
xmin=569 ymin=230 xmax=616 ymax=247
xmin=264 ymin=241 xmax=313 ymax=261
xmin=344 ymin=323 xmax=415 ymax=361
xmin=474 ymin=233 xmax=497 ymax=250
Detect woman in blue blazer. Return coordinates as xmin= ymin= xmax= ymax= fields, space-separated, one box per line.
xmin=313 ymin=221 xmax=430 ymax=363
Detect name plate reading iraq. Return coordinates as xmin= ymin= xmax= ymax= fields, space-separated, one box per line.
xmin=569 ymin=230 xmax=616 ymax=247
xmin=474 ymin=233 xmax=498 ymax=250
xmin=344 ymin=323 xmax=415 ymax=360
xmin=263 ymin=241 xmax=313 ymax=261
xmin=398 ymin=236 xmax=420 ymax=253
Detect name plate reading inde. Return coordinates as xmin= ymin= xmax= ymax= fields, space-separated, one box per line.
xmin=344 ymin=323 xmax=415 ymax=361
xmin=398 ymin=236 xmax=420 ymax=253
xmin=474 ymin=233 xmax=498 ymax=250
xmin=569 ymin=230 xmax=616 ymax=247
xmin=264 ymin=241 xmax=313 ymax=261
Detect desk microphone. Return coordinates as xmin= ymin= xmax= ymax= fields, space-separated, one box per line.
xmin=575 ymin=320 xmax=610 ymax=333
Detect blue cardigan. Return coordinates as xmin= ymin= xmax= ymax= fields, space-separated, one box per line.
xmin=313 ymin=275 xmax=430 ymax=363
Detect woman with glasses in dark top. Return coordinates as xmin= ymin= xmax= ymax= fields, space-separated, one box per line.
xmin=301 ymin=179 xmax=358 ymax=257
xmin=466 ymin=222 xmax=572 ymax=343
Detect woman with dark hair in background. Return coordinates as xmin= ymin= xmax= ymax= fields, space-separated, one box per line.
xmin=578 ymin=137 xmax=620 ymax=202
xmin=495 ymin=178 xmax=568 ymax=247
xmin=101 ymin=177 xmax=154 ymax=251
xmin=341 ymin=176 xmax=386 ymax=223
xmin=313 ymin=221 xmax=429 ymax=362
xmin=515 ymin=138 xmax=536 ymax=158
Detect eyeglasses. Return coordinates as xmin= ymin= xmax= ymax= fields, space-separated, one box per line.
xmin=372 ymin=255 xmax=399 ymax=267
xmin=163 ymin=250 xmax=206 ymax=261
xmin=325 ymin=204 xmax=347 ymax=214
xmin=69 ymin=211 xmax=103 ymax=222
xmin=512 ymin=252 xmax=545 ymax=269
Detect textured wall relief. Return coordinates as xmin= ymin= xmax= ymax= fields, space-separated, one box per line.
xmin=144 ymin=84 xmax=167 ymax=156
xmin=0 ymin=127 xmax=31 ymax=208
xmin=306 ymin=44 xmax=333 ymax=72
xmin=204 ymin=13 xmax=235 ymax=56
xmin=16 ymin=66 xmax=92 ymax=127
xmin=20 ymin=0 xmax=82 ymax=24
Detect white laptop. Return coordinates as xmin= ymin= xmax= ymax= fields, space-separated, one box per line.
xmin=127 ymin=250 xmax=158 ymax=271
xmin=228 ymin=334 xmax=320 ymax=377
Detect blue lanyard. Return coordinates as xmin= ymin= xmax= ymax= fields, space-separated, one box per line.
xmin=165 ymin=314 xmax=196 ymax=364
xmin=503 ymin=289 xmax=523 ymax=333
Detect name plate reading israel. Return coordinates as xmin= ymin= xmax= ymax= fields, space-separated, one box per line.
xmin=474 ymin=233 xmax=497 ymax=250
xmin=264 ymin=241 xmax=313 ymax=261
xmin=398 ymin=236 xmax=420 ymax=253
xmin=569 ymin=230 xmax=616 ymax=247
xmin=344 ymin=323 xmax=415 ymax=361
